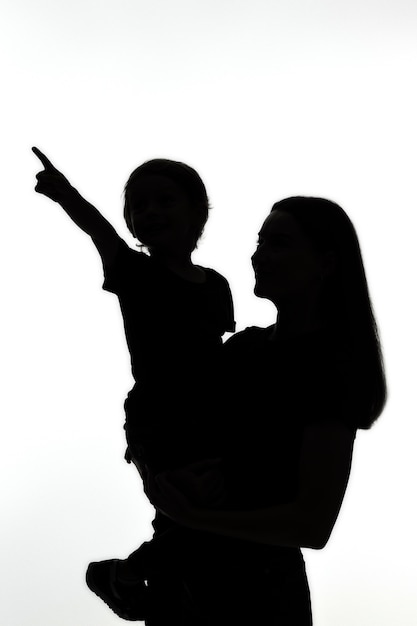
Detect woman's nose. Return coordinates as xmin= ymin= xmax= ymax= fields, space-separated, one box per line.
xmin=252 ymin=246 xmax=265 ymax=266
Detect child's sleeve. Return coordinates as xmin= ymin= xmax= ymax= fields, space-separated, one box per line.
xmin=100 ymin=238 xmax=131 ymax=295
xmin=220 ymin=276 xmax=236 ymax=334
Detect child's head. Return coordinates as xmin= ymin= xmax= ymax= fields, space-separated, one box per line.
xmin=123 ymin=159 xmax=210 ymax=253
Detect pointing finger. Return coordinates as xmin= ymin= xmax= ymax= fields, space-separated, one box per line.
xmin=32 ymin=147 xmax=56 ymax=171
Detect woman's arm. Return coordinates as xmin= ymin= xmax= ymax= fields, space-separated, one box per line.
xmin=32 ymin=147 xmax=120 ymax=265
xmin=146 ymin=421 xmax=356 ymax=550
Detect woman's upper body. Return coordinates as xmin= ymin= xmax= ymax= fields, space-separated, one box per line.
xmin=218 ymin=323 xmax=357 ymax=512
xmin=146 ymin=323 xmax=356 ymax=556
xmin=144 ymin=197 xmax=387 ymax=557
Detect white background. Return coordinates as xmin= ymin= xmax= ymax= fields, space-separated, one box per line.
xmin=1 ymin=1 xmax=416 ymax=624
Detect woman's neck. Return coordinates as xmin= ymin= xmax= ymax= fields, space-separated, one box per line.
xmin=268 ymin=321 xmax=325 ymax=343
xmin=269 ymin=298 xmax=326 ymax=342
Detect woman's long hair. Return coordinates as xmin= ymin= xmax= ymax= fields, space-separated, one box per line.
xmin=272 ymin=197 xmax=387 ymax=429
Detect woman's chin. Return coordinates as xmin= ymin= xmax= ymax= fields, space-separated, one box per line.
xmin=254 ymin=283 xmax=284 ymax=304
xmin=254 ymin=284 xmax=269 ymax=299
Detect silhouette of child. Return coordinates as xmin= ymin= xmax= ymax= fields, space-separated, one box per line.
xmin=32 ymin=147 xmax=235 ymax=620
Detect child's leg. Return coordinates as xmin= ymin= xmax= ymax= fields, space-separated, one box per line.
xmin=116 ymin=541 xmax=154 ymax=581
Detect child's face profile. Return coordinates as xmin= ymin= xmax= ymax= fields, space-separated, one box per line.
xmin=127 ymin=174 xmax=195 ymax=253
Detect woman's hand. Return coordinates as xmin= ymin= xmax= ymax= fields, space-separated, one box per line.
xmin=144 ymin=469 xmax=197 ymax=525
xmin=143 ymin=458 xmax=227 ymax=524
xmin=168 ymin=458 xmax=227 ymax=508
xmin=32 ymin=147 xmax=77 ymax=204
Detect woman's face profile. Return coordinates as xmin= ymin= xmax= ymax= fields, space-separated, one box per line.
xmin=251 ymin=209 xmax=324 ymax=304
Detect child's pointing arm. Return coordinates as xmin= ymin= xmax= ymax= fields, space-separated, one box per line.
xmin=32 ymin=147 xmax=119 ymax=264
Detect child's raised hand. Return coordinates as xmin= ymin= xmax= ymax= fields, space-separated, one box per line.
xmin=32 ymin=147 xmax=76 ymax=203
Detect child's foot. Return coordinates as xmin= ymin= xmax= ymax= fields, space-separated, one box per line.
xmin=86 ymin=558 xmax=153 ymax=621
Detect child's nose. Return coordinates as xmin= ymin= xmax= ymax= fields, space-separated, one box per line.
xmin=139 ymin=202 xmax=160 ymax=219
xmin=140 ymin=206 xmax=167 ymax=229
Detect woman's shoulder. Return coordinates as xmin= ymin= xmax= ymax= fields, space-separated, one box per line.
xmin=223 ymin=325 xmax=271 ymax=348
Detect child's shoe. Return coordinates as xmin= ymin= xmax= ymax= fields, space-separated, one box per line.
xmin=86 ymin=558 xmax=153 ymax=621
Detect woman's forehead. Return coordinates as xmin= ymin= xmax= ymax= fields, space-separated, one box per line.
xmin=260 ymin=210 xmax=299 ymax=236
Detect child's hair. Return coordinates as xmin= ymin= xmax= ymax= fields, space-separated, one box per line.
xmin=123 ymin=159 xmax=210 ymax=250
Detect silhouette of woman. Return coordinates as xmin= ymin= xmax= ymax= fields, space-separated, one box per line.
xmin=144 ymin=197 xmax=388 ymax=625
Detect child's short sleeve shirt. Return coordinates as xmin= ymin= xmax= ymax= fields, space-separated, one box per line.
xmin=100 ymin=237 xmax=235 ymax=388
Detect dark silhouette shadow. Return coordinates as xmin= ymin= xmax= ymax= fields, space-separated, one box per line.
xmin=33 ymin=148 xmax=387 ymax=625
